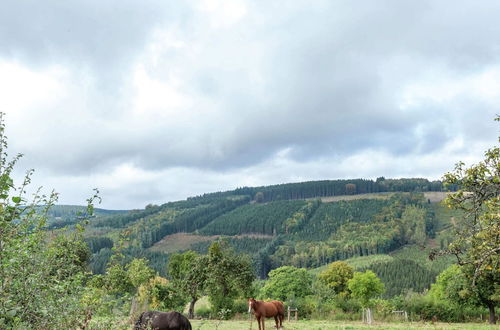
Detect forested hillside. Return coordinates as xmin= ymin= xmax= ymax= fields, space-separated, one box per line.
xmin=44 ymin=205 xmax=127 ymax=229
xmin=46 ymin=177 xmax=455 ymax=299
xmin=191 ymin=177 xmax=446 ymax=203
xmin=13 ymin=168 xmax=486 ymax=327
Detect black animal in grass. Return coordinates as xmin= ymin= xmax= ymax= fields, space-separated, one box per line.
xmin=134 ymin=311 xmax=192 ymax=330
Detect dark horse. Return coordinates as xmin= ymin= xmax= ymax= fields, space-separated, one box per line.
xmin=248 ymin=298 xmax=284 ymax=330
xmin=134 ymin=311 xmax=192 ymax=330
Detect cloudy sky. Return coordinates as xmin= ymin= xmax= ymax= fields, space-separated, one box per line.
xmin=1 ymin=0 xmax=499 ymax=209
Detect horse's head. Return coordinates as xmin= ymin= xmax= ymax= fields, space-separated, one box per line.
xmin=248 ymin=298 xmax=257 ymax=313
xmin=134 ymin=311 xmax=146 ymax=330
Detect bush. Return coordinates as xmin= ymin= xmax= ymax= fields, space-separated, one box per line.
xmin=286 ymin=296 xmax=318 ymax=319
xmin=196 ymin=307 xmax=211 ymax=319
xmin=232 ymin=299 xmax=250 ymax=314
xmin=393 ymin=291 xmax=485 ymax=322
xmin=334 ymin=296 xmax=361 ymax=314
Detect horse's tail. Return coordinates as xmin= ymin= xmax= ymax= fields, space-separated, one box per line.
xmin=272 ymin=300 xmax=285 ymax=317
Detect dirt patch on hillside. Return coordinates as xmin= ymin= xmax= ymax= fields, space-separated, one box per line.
xmin=317 ymin=192 xmax=393 ymax=203
xmin=232 ymin=233 xmax=274 ymax=239
xmin=149 ymin=233 xmax=219 ymax=253
xmin=149 ymin=233 xmax=274 ymax=254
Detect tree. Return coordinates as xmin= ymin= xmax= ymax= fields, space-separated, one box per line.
xmin=104 ymin=263 xmax=134 ymax=295
xmin=318 ymin=261 xmax=354 ymax=297
xmin=429 ymin=264 xmax=468 ymax=303
xmin=437 ymin=122 xmax=500 ymax=324
xmin=260 ymin=266 xmax=313 ymax=301
xmin=255 ymin=191 xmax=265 ymax=203
xmin=347 ymin=270 xmax=385 ymax=324
xmin=345 ymin=183 xmax=357 ymax=195
xmin=0 ymin=113 xmax=98 ymax=328
xmin=204 ymin=242 xmax=254 ymax=314
xmin=127 ymin=258 xmax=156 ymax=289
xmin=137 ymin=276 xmax=185 ymax=312
xmin=397 ymin=205 xmax=427 ymax=245
xmin=168 ymin=251 xmax=207 ymax=318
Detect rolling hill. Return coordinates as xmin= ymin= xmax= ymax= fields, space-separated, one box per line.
xmin=49 ymin=177 xmax=456 ymax=297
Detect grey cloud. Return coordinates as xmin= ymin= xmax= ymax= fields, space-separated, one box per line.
xmin=0 ymin=0 xmax=190 ymax=81
xmin=204 ymin=0 xmax=500 ymax=164
xmin=5 ymin=0 xmax=500 ymax=178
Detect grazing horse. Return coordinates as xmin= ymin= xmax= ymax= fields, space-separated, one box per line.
xmin=248 ymin=298 xmax=284 ymax=330
xmin=134 ymin=311 xmax=192 ymax=330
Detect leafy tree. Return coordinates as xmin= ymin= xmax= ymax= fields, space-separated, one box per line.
xmin=429 ymin=264 xmax=467 ymax=302
xmin=0 ymin=113 xmax=97 ymax=328
xmin=127 ymin=258 xmax=156 ymax=288
xmin=318 ymin=261 xmax=353 ymax=297
xmin=137 ymin=276 xmax=185 ymax=312
xmin=348 ymin=270 xmax=385 ymax=324
xmin=168 ymin=251 xmax=207 ymax=318
xmin=437 ymin=123 xmax=500 ymax=324
xmin=46 ymin=230 xmax=91 ymax=280
xmin=204 ymin=242 xmax=254 ymax=314
xmin=104 ymin=263 xmax=134 ymax=295
xmin=260 ymin=266 xmax=313 ymax=301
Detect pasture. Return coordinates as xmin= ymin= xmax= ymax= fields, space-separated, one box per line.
xmin=90 ymin=317 xmax=498 ymax=329
xmin=188 ymin=319 xmax=496 ymax=329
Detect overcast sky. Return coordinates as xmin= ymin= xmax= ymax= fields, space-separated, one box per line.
xmin=1 ymin=0 xmax=499 ymax=209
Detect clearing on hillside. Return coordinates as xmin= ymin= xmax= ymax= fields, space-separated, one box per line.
xmin=149 ymin=233 xmax=219 ymax=253
xmin=318 ymin=192 xmax=393 ymax=203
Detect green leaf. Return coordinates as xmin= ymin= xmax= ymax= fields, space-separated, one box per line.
xmin=11 ymin=196 xmax=21 ymax=203
xmin=6 ymin=309 xmax=17 ymax=318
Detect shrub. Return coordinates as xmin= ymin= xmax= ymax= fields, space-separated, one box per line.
xmin=196 ymin=307 xmax=212 ymax=319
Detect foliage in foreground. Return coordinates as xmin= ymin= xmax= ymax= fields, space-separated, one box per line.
xmin=436 ymin=124 xmax=500 ymax=324
xmin=0 ymin=114 xmax=97 ymax=329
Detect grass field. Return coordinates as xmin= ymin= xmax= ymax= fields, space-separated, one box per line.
xmin=90 ymin=316 xmax=498 ymax=330
xmin=188 ymin=319 xmax=497 ymax=329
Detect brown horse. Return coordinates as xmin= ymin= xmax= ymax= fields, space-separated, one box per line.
xmin=248 ymin=298 xmax=284 ymax=330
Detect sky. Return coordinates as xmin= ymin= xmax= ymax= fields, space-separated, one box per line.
xmin=1 ymin=0 xmax=499 ymax=209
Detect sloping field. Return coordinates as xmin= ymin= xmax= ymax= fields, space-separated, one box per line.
xmin=423 ymin=191 xmax=448 ymax=203
xmin=317 ymin=191 xmax=448 ymax=204
xmin=317 ymin=192 xmax=393 ymax=203
xmin=149 ymin=232 xmax=275 ymax=254
xmin=148 ymin=233 xmax=219 ymax=253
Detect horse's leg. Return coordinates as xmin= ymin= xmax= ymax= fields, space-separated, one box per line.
xmin=257 ymin=316 xmax=262 ymax=330
xmin=274 ymin=315 xmax=279 ymax=329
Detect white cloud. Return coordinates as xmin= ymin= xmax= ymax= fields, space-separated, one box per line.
xmin=195 ymin=0 xmax=248 ymax=28
xmin=400 ymin=66 xmax=500 ymax=109
xmin=0 ymin=60 xmax=66 ymax=114
xmin=132 ymin=64 xmax=192 ymax=118
xmin=2 ymin=0 xmax=500 ymax=208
